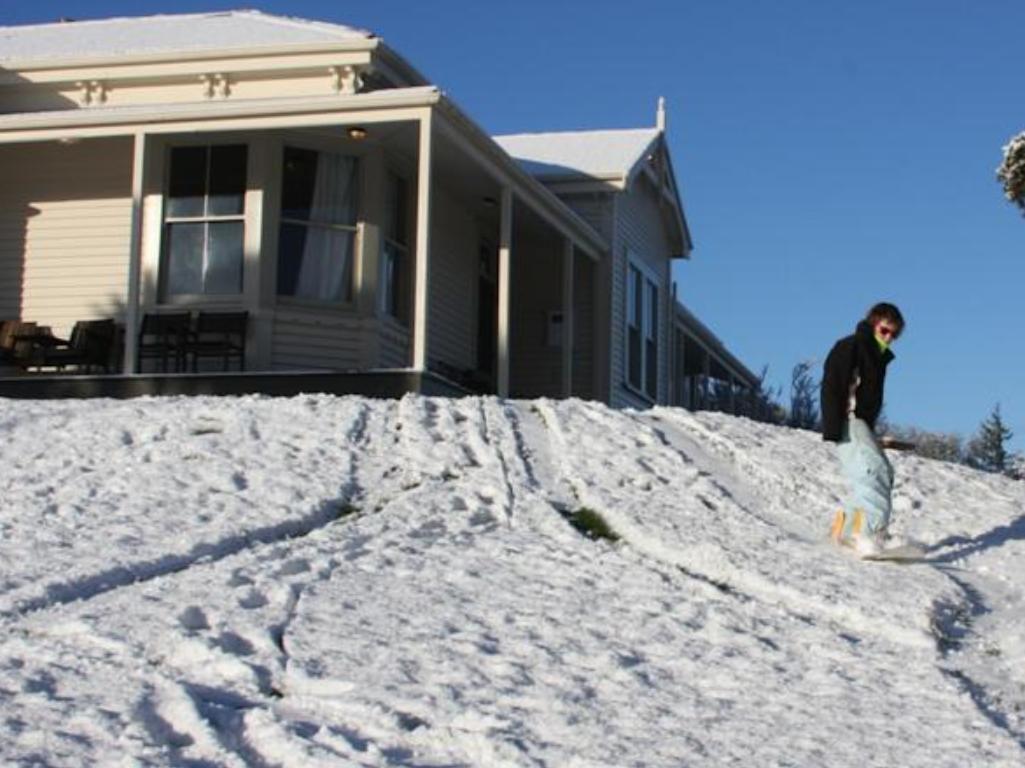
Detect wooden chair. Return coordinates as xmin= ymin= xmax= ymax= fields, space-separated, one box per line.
xmin=0 ymin=320 xmax=31 ymax=369
xmin=22 ymin=319 xmax=116 ymax=373
xmin=185 ymin=310 xmax=247 ymax=372
xmin=137 ymin=312 xmax=191 ymax=373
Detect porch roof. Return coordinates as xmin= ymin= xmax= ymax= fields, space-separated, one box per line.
xmin=674 ymin=301 xmax=759 ymax=387
xmin=0 ymin=86 xmax=607 ymax=258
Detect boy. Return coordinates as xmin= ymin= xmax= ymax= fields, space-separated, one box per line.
xmin=820 ymin=302 xmax=904 ymax=556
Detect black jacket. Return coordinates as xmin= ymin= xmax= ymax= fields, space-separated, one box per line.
xmin=820 ymin=321 xmax=894 ymax=442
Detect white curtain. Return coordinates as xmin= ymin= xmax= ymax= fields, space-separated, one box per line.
xmin=294 ymin=153 xmax=358 ymax=302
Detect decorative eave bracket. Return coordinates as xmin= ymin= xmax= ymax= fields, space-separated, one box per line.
xmin=75 ymin=80 xmax=108 ymax=107
xmin=328 ymin=65 xmax=363 ymax=95
xmin=199 ymin=73 xmax=231 ymax=99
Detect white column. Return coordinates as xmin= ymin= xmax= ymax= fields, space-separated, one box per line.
xmin=123 ymin=132 xmax=147 ymax=374
xmin=561 ymin=238 xmax=574 ymax=398
xmin=497 ymin=186 xmax=513 ymax=397
xmin=412 ymin=110 xmax=433 ymax=371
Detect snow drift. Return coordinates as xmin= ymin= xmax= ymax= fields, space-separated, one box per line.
xmin=1 ymin=394 xmax=1023 ymax=766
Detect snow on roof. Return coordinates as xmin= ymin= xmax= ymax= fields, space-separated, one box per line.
xmin=493 ymin=127 xmax=660 ymax=181
xmin=0 ymin=10 xmax=373 ymax=64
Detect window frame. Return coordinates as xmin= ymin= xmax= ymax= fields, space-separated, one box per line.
xmin=275 ymin=143 xmax=363 ymax=308
xmin=379 ymin=169 xmax=412 ymax=324
xmin=624 ymin=251 xmax=661 ymax=402
xmin=160 ymin=142 xmax=249 ymax=301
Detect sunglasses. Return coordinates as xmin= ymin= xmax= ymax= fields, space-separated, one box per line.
xmin=876 ymin=325 xmax=899 ymax=339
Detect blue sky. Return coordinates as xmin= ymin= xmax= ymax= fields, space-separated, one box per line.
xmin=5 ymin=1 xmax=1024 ymax=450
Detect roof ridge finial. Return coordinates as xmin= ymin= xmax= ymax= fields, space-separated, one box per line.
xmin=656 ymin=96 xmax=667 ymax=132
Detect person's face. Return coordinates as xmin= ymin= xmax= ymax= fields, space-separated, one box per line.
xmin=874 ymin=318 xmax=901 ymax=343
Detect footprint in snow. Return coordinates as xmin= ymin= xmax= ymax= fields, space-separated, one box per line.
xmin=276 ymin=558 xmax=311 ymax=577
xmin=178 ymin=606 xmax=210 ymax=631
xmin=237 ymin=589 xmax=268 ymax=610
xmin=189 ymin=417 xmax=224 ymax=436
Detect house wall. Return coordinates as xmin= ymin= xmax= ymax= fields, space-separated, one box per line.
xmin=509 ymin=227 xmax=563 ymax=398
xmin=612 ymin=175 xmax=673 ymax=409
xmin=0 ymin=138 xmax=133 ymax=337
xmin=269 ymin=309 xmax=370 ymax=370
xmin=378 ymin=318 xmax=410 ymax=368
xmin=572 ymin=252 xmax=596 ymax=400
xmin=558 ymin=193 xmax=614 ymax=403
xmin=427 ymin=184 xmax=479 ymax=375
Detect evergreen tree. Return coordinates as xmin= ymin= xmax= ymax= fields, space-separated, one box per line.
xmin=966 ymin=404 xmax=1014 ymax=474
xmin=998 ymin=132 xmax=1025 ymax=216
xmin=788 ymin=360 xmax=819 ymax=430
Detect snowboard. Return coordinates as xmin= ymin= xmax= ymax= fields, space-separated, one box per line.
xmin=858 ymin=541 xmax=927 ymax=562
xmin=880 ymin=436 xmax=917 ymax=452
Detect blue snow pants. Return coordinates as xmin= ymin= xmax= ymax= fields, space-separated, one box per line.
xmin=836 ymin=418 xmax=893 ymax=536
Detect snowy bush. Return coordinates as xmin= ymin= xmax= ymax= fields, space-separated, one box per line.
xmin=997 ymin=131 xmax=1025 ymax=215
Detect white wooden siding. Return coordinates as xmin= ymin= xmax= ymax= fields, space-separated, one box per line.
xmin=270 ymin=309 xmax=370 ymax=370
xmin=613 ymin=177 xmax=673 ymax=408
xmin=379 ymin=318 xmax=410 ymax=368
xmin=572 ymin=252 xmax=595 ymax=400
xmin=0 ymin=138 xmax=133 ymax=335
xmin=509 ymin=229 xmax=563 ymax=398
xmin=559 ymin=193 xmax=613 ymax=401
xmin=427 ymin=185 xmax=477 ymax=373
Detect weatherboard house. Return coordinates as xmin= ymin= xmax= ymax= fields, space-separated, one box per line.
xmin=0 ymin=10 xmax=757 ymax=409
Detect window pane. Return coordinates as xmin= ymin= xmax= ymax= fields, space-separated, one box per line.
xmin=167 ymin=146 xmax=207 ymax=218
xmin=385 ymin=173 xmax=408 ymax=245
xmin=278 ymin=224 xmax=354 ymax=302
xmin=281 ymin=148 xmax=359 ymax=226
xmin=276 ymin=222 xmax=307 ymax=297
xmin=165 ymin=222 xmax=205 ymax=295
xmin=647 ymin=281 xmax=658 ymax=341
xmin=382 ymin=241 xmax=406 ymax=318
xmin=631 ymin=267 xmax=643 ymax=327
xmin=281 ymin=147 xmax=319 ymax=221
xmin=628 ymin=327 xmax=641 ymax=388
xmin=205 ymin=221 xmax=244 ymax=294
xmin=208 ymin=145 xmax=248 ymax=216
xmin=646 ymin=338 xmax=658 ymax=399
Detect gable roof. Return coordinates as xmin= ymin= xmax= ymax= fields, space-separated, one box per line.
xmin=0 ymin=9 xmax=372 ymax=64
xmin=495 ymin=126 xmax=692 ymax=257
xmin=493 ymin=128 xmax=660 ymax=183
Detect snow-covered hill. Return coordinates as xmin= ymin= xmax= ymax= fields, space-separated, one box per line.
xmin=1 ymin=394 xmax=1023 ymax=766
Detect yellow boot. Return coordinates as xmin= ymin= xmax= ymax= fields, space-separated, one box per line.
xmin=850 ymin=509 xmax=866 ymax=538
xmin=829 ymin=509 xmax=846 ymax=543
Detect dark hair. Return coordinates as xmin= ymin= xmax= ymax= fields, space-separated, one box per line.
xmin=865 ymin=302 xmax=905 ymax=336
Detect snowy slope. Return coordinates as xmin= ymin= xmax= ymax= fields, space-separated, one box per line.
xmin=1 ymin=394 xmax=1023 ymax=766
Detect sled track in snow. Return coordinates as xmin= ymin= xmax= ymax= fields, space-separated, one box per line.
xmin=0 ymin=402 xmax=377 ymax=623
xmin=930 ymin=567 xmax=1025 ymax=752
xmin=1 ymin=494 xmax=358 ymax=622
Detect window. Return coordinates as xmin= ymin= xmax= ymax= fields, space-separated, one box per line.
xmin=380 ymin=172 xmax=409 ymax=321
xmin=626 ymin=256 xmax=659 ymax=400
xmin=163 ymin=144 xmax=247 ymax=297
xmin=277 ymin=147 xmax=359 ymax=303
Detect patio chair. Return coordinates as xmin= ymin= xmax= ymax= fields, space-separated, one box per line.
xmin=0 ymin=320 xmax=31 ymax=369
xmin=137 ymin=312 xmax=191 ymax=373
xmin=22 ymin=319 xmax=116 ymax=373
xmin=3 ymin=322 xmax=47 ymax=369
xmin=185 ymin=310 xmax=247 ymax=372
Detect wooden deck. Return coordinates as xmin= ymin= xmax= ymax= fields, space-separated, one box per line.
xmin=0 ymin=369 xmax=472 ymax=401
